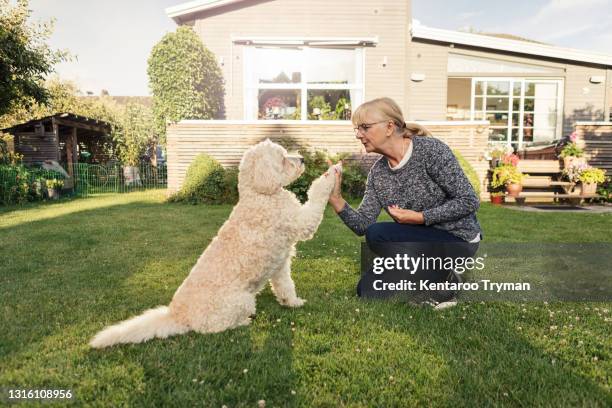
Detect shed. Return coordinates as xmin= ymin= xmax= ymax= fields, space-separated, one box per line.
xmin=1 ymin=113 xmax=113 ymax=177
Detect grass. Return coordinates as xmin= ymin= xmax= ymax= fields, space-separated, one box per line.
xmin=0 ymin=191 xmax=610 ymax=407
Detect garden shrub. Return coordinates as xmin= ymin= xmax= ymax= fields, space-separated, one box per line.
xmin=453 ymin=150 xmax=481 ymax=197
xmin=221 ymin=166 xmax=239 ymax=204
xmin=0 ymin=164 xmax=65 ymax=205
xmin=169 ymin=153 xmax=226 ymax=204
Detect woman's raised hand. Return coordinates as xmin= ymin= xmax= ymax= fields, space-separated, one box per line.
xmin=326 ymin=159 xmax=346 ymax=213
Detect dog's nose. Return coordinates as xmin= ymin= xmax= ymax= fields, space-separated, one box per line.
xmin=299 ymin=157 xmax=304 ymax=164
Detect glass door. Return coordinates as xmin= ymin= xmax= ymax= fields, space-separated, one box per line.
xmin=471 ymin=77 xmax=563 ymax=149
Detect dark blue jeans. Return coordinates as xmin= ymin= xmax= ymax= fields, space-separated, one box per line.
xmin=365 ymin=222 xmax=468 ymax=244
xmin=358 ymin=222 xmax=480 ymax=299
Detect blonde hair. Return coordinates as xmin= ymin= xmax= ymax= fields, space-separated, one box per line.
xmin=351 ymin=97 xmax=431 ymax=138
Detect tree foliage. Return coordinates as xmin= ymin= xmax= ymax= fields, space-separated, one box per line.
xmin=147 ymin=26 xmax=225 ymax=145
xmin=0 ymin=0 xmax=70 ymax=116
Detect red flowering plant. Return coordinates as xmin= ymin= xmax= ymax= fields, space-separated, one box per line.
xmin=501 ymin=153 xmax=520 ymax=167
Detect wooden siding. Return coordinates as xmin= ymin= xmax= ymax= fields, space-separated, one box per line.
xmin=166 ymin=120 xmax=491 ymax=199
xmin=575 ymin=122 xmax=612 ymax=176
xmin=15 ymin=131 xmax=59 ymax=164
xmin=407 ymin=40 xmax=609 ymax=136
xmin=189 ymin=0 xmax=411 ymax=119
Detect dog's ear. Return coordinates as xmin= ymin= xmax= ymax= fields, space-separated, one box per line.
xmin=238 ymin=142 xmax=283 ymax=195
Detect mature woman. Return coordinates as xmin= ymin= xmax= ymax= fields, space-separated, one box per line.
xmin=329 ymin=97 xmax=483 ymax=308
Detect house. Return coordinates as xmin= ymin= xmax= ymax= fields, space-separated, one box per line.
xmin=163 ymin=0 xmax=612 ymax=194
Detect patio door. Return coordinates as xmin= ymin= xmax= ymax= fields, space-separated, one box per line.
xmin=470 ymin=78 xmax=564 ymax=149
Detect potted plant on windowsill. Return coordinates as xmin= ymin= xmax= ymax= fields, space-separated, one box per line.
xmin=46 ymin=178 xmax=64 ymax=200
xmin=578 ymin=167 xmax=605 ymax=196
xmin=559 ymin=132 xmax=585 ymax=169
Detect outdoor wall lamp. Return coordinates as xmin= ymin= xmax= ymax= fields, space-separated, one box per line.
xmin=589 ymin=76 xmax=604 ymax=84
xmin=411 ymin=73 xmax=426 ymax=82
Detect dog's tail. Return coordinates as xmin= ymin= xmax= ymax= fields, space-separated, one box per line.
xmin=89 ymin=306 xmax=189 ymax=349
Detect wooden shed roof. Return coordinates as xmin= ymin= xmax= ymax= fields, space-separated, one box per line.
xmin=2 ymin=113 xmax=112 ymax=134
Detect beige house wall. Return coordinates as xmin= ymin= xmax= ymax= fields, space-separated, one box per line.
xmin=187 ymin=0 xmax=412 ymax=120
xmin=406 ymin=40 xmax=609 ymax=136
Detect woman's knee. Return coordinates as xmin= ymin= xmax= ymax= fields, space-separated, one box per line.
xmin=365 ymin=223 xmax=387 ymax=245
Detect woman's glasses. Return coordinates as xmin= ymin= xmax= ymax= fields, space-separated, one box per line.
xmin=354 ymin=120 xmax=388 ymax=135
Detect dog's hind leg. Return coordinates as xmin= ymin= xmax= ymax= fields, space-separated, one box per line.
xmin=270 ymin=251 xmax=305 ymax=308
xmin=191 ymin=291 xmax=257 ymax=334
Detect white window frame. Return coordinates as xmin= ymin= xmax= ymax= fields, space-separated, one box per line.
xmin=243 ymin=46 xmax=365 ymax=121
xmin=469 ymin=77 xmax=564 ymax=149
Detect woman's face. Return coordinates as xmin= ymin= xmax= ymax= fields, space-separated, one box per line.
xmin=354 ymin=115 xmax=393 ymax=153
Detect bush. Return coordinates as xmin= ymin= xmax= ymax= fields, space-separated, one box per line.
xmin=169 ymin=154 xmax=226 ymax=204
xmin=0 ymin=164 xmax=65 ymax=205
xmin=453 ymin=150 xmax=481 ymax=197
xmin=221 ymin=167 xmax=239 ymax=204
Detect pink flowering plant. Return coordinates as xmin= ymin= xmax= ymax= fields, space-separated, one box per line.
xmin=559 ymin=132 xmax=584 ymax=158
xmin=562 ymin=162 xmax=589 ymax=183
xmin=501 ymin=153 xmax=519 ymax=167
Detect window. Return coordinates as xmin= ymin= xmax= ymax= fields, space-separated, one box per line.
xmin=467 ymin=78 xmax=562 ymax=149
xmin=244 ymin=46 xmax=364 ymax=120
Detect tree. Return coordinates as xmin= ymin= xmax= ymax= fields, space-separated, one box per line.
xmin=0 ymin=0 xmax=70 ymax=116
xmin=113 ymin=103 xmax=155 ymax=166
xmin=147 ymin=26 xmax=225 ymax=145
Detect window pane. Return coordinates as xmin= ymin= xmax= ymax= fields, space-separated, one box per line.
xmin=533 ymin=128 xmax=556 ymax=143
xmin=534 ymin=113 xmax=558 ymax=128
xmin=524 ymin=113 xmax=534 ymax=127
xmin=486 ymin=97 xmax=509 ymax=111
xmin=475 ymin=81 xmax=485 ymax=95
xmin=513 ymin=82 xmax=522 ymax=96
xmin=486 ymin=81 xmax=510 ymax=95
xmin=307 ymin=90 xmax=352 ymax=120
xmin=524 ymin=98 xmax=535 ymax=111
xmin=512 ymin=113 xmax=520 ymax=126
xmin=534 ymin=82 xmax=558 ymax=99
xmin=525 ymin=82 xmax=535 ymax=96
xmin=258 ymin=89 xmax=301 ymax=120
xmin=474 ymin=97 xmax=483 ymax=111
xmin=252 ymin=48 xmax=302 ymax=84
xmin=487 ymin=113 xmax=508 ymax=126
xmin=489 ymin=128 xmax=508 ymax=142
xmin=523 ymin=127 xmax=533 ymax=142
xmin=511 ymin=128 xmax=520 ymax=142
xmin=305 ymin=48 xmax=357 ymax=84
xmin=512 ymin=98 xmax=520 ymax=111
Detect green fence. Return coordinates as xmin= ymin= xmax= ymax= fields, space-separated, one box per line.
xmin=0 ymin=162 xmax=167 ymax=204
xmin=0 ymin=165 xmax=66 ymax=205
xmin=70 ymin=162 xmax=167 ymax=197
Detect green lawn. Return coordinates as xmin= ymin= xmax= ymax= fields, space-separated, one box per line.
xmin=1 ymin=191 xmax=610 ymax=407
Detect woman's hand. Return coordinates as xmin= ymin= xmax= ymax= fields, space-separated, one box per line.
xmin=326 ymin=159 xmax=346 ymax=213
xmin=388 ymin=205 xmax=425 ymax=224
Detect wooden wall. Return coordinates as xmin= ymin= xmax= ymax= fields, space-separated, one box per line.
xmin=166 ymin=120 xmax=491 ymax=199
xmin=14 ymin=130 xmax=59 ymax=164
xmin=575 ymin=121 xmax=612 ymax=176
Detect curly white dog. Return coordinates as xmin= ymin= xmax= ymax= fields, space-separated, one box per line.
xmin=90 ymin=139 xmax=337 ymax=348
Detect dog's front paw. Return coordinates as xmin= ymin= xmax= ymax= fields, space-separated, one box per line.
xmin=308 ymin=169 xmax=335 ymax=200
xmin=283 ymin=297 xmax=306 ymax=308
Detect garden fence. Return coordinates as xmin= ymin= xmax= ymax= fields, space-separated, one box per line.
xmin=69 ymin=162 xmax=167 ymax=197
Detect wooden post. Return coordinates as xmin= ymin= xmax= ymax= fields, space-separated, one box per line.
xmin=65 ymin=127 xmax=77 ymax=177
xmin=52 ymin=118 xmax=59 ymax=161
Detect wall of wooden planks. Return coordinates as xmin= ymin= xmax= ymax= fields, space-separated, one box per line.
xmin=166 ymin=120 xmax=491 ymax=199
xmin=575 ymin=121 xmax=612 ymax=176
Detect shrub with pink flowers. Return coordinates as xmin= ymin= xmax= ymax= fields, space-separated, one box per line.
xmin=559 ymin=132 xmax=584 ymax=158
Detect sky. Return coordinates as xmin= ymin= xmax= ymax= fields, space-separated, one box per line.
xmin=19 ymin=0 xmax=612 ymax=96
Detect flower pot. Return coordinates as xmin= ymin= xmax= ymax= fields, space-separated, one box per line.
xmin=47 ymin=188 xmax=59 ymax=200
xmin=506 ymin=183 xmax=523 ymax=198
xmin=581 ymin=182 xmax=597 ymax=196
xmin=490 ymin=195 xmax=505 ymax=205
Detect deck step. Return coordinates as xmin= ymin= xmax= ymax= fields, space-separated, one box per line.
xmin=517 ymin=160 xmax=561 ymax=174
